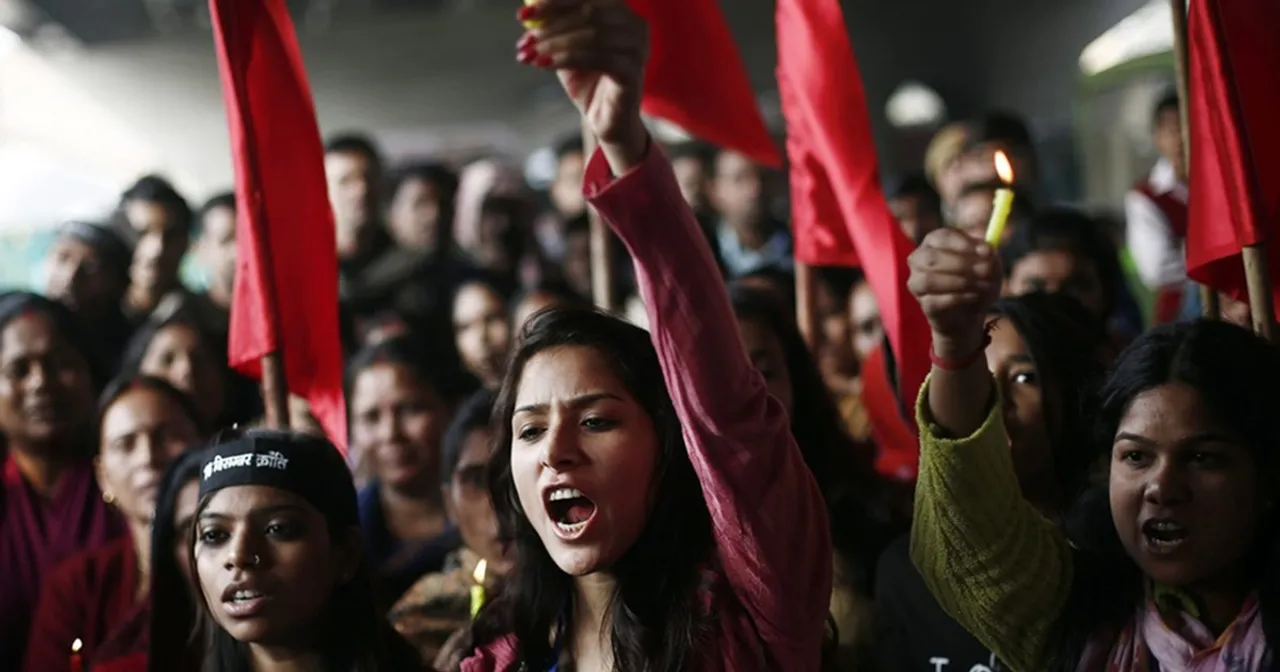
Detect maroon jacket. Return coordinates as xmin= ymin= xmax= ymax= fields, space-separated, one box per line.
xmin=23 ymin=536 xmax=144 ymax=672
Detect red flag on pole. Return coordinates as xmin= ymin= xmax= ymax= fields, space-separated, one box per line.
xmin=630 ymin=0 xmax=781 ymax=168
xmin=776 ymin=0 xmax=931 ymax=419
xmin=1185 ymin=0 xmax=1280 ymax=307
xmin=210 ymin=0 xmax=347 ymax=450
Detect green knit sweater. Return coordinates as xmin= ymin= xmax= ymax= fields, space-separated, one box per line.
xmin=909 ymin=377 xmax=1075 ymax=672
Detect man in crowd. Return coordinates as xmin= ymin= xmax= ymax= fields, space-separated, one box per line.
xmin=888 ymin=173 xmax=944 ymax=245
xmin=710 ymin=149 xmax=792 ymax=277
xmin=43 ymin=220 xmax=135 ymax=379
xmin=326 ymin=133 xmax=393 ymax=296
xmin=188 ymin=192 xmax=238 ymax=335
xmin=924 ymin=122 xmax=971 ymax=217
xmin=534 ymin=136 xmax=587 ymax=264
xmin=669 ymin=141 xmax=714 ymax=216
xmin=387 ymin=163 xmax=460 ymax=256
xmin=118 ymin=175 xmax=196 ymax=324
xmin=1125 ymin=93 xmax=1188 ymax=324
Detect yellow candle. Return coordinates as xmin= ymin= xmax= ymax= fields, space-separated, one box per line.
xmin=470 ymin=559 xmax=488 ymax=619
xmin=984 ymin=150 xmax=1016 ymax=246
xmin=522 ymin=0 xmax=542 ymax=28
xmin=985 ymin=188 xmax=1015 ymax=245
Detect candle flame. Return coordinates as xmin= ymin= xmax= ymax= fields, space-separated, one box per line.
xmin=473 ymin=558 xmax=487 ymax=584
xmin=994 ymin=151 xmax=1014 ymax=184
xmin=71 ymin=638 xmax=82 ymax=653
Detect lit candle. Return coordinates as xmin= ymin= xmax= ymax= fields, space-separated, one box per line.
xmin=984 ymin=150 xmax=1016 ymax=246
xmin=70 ymin=638 xmax=83 ymax=672
xmin=522 ymin=0 xmax=542 ymax=28
xmin=470 ymin=559 xmax=488 ymax=619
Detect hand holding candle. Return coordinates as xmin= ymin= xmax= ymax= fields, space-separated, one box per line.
xmin=470 ymin=559 xmax=488 ymax=619
xmin=984 ymin=151 xmax=1016 ymax=246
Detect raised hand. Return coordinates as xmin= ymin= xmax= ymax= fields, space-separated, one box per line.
xmin=907 ymin=228 xmax=1002 ymax=361
xmin=517 ymin=0 xmax=650 ymax=170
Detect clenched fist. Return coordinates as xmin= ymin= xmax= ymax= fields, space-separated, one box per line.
xmin=907 ymin=228 xmax=1003 ymax=360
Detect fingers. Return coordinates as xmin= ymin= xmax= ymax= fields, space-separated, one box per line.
xmin=910 ymin=228 xmax=1001 ymax=290
xmin=517 ymin=0 xmax=645 ymax=70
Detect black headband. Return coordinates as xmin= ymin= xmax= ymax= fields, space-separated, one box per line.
xmin=198 ymin=433 xmax=358 ymax=529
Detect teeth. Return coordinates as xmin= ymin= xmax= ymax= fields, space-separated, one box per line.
xmin=556 ymin=520 xmax=587 ymax=532
xmin=1149 ymin=521 xmax=1185 ymax=531
xmin=233 ymin=590 xmax=262 ymax=601
xmin=549 ymin=487 xmax=584 ymax=502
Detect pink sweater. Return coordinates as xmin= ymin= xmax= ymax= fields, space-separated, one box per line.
xmin=461 ymin=143 xmax=832 ymax=671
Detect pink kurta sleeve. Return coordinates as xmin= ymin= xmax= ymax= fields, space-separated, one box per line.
xmin=584 ymin=142 xmax=832 ymax=667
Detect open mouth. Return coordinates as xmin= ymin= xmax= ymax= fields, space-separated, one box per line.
xmin=1142 ymin=519 xmax=1188 ymax=552
xmin=221 ymin=588 xmax=272 ymax=618
xmin=546 ymin=487 xmax=597 ymax=534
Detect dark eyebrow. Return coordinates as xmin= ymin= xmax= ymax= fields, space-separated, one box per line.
xmin=1114 ymin=432 xmax=1239 ymax=447
xmin=514 ymin=392 xmax=624 ymax=417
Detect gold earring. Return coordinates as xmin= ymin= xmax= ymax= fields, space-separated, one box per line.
xmin=102 ymin=491 xmax=115 ymax=505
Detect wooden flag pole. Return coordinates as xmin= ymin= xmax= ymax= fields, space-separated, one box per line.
xmin=238 ymin=131 xmax=291 ymax=430
xmin=1243 ymin=245 xmax=1276 ymax=340
xmin=260 ymin=351 xmax=290 ymax=428
xmin=1169 ymin=0 xmax=1219 ymax=320
xmin=582 ymin=120 xmax=616 ymax=312
xmin=796 ymin=261 xmax=819 ymax=351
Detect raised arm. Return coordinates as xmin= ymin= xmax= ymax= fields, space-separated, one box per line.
xmin=905 ymin=229 xmax=1073 ymax=671
xmin=517 ymin=0 xmax=831 ymax=661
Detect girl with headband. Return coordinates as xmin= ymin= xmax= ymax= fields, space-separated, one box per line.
xmin=191 ymin=431 xmax=423 ymax=670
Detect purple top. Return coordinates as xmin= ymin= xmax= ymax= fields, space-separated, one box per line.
xmin=0 ymin=454 xmax=124 ymax=670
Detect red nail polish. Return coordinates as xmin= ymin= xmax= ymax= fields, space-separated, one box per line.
xmin=517 ymin=47 xmax=537 ymax=64
xmin=517 ymin=5 xmax=537 ymax=21
xmin=517 ymin=33 xmax=536 ymax=49
xmin=534 ymin=54 xmax=553 ymax=68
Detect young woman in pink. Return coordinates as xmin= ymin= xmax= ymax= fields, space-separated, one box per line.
xmin=458 ymin=1 xmax=833 ymax=669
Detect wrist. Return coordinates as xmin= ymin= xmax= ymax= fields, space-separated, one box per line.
xmin=599 ymin=116 xmax=649 ymax=173
xmin=931 ymin=328 xmax=987 ymax=363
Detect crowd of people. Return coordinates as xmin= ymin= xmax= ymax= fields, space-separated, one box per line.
xmin=1 ymin=0 xmax=1275 ymax=670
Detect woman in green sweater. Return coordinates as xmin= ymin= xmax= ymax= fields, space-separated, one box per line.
xmin=905 ymin=227 xmax=1278 ymax=671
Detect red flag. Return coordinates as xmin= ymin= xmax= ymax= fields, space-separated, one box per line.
xmin=1185 ymin=0 xmax=1280 ymax=306
xmin=776 ymin=0 xmax=930 ymax=417
xmin=630 ymin=0 xmax=781 ymax=168
xmin=211 ymin=0 xmax=347 ymax=450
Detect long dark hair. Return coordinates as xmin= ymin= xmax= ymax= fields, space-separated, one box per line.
xmin=728 ymin=286 xmax=898 ymax=588
xmin=1053 ymin=320 xmax=1280 ymax=669
xmin=989 ymin=293 xmax=1110 ymax=506
xmin=473 ymin=308 xmax=714 ymax=671
xmin=190 ymin=430 xmax=420 ymax=671
xmin=149 ymin=449 xmax=207 ymax=672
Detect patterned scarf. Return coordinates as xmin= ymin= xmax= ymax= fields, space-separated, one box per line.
xmin=1077 ymin=594 xmax=1270 ymax=672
